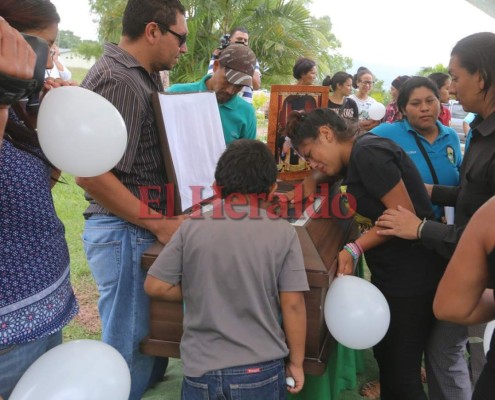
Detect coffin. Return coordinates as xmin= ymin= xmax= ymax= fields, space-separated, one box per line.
xmin=140 ymin=181 xmax=358 ymax=375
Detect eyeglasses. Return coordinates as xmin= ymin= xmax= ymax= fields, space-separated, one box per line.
xmin=146 ymin=21 xmax=187 ymax=47
xmin=360 ymin=80 xmax=375 ymax=86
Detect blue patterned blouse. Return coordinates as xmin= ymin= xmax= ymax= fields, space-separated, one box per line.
xmin=0 ymin=140 xmax=78 ymax=346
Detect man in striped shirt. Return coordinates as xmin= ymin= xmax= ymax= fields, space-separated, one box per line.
xmin=76 ymin=1 xmax=188 ymax=399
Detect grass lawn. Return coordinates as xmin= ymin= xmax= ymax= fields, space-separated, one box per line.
xmin=52 ymin=174 xmax=101 ymax=341
xmin=69 ymin=67 xmax=90 ymax=85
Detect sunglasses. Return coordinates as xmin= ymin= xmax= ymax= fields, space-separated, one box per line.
xmin=146 ymin=21 xmax=187 ymax=47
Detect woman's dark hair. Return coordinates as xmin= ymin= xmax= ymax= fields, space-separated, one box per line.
xmin=0 ymin=0 xmax=60 ymax=32
xmin=5 ymin=108 xmax=55 ymax=168
xmin=324 ymin=71 xmax=353 ymax=91
xmin=285 ymin=108 xmax=357 ymax=149
xmin=391 ymin=75 xmax=410 ymax=90
xmin=427 ymin=72 xmax=450 ymax=90
xmin=451 ymin=32 xmax=495 ymax=101
xmin=397 ymin=76 xmax=440 ymax=115
xmin=214 ymin=139 xmax=277 ymax=198
xmin=352 ymin=66 xmax=373 ymax=89
xmin=122 ymin=0 xmax=186 ymax=40
xmin=293 ymin=57 xmax=316 ymax=80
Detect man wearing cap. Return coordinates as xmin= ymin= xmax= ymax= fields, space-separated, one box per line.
xmin=167 ymin=43 xmax=257 ymax=144
xmin=207 ymin=27 xmax=261 ymax=104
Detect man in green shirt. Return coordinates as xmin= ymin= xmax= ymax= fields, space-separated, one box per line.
xmin=168 ymin=43 xmax=257 ymax=144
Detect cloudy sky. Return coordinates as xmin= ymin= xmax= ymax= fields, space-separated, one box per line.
xmin=52 ymin=0 xmax=494 ymax=87
xmin=309 ymin=0 xmax=495 ymax=85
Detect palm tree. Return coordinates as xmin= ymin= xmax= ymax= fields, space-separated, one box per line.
xmin=89 ymin=0 xmax=351 ymax=85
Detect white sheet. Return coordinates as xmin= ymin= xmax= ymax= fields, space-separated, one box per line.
xmin=157 ymin=92 xmax=226 ymax=212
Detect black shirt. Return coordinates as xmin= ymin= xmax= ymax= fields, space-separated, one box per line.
xmin=421 ymin=112 xmax=495 ymax=258
xmin=327 ymin=97 xmax=359 ymax=120
xmin=344 ymin=133 xmax=446 ymax=296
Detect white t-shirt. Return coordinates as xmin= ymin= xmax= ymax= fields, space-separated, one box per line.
xmin=45 ymin=61 xmax=72 ymax=81
xmin=349 ymin=93 xmax=377 ymax=120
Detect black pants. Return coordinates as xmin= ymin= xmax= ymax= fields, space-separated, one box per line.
xmin=473 ymin=352 xmax=495 ymax=399
xmin=373 ymin=292 xmax=436 ymax=400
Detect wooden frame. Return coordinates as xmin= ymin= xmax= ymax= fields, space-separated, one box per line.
xmin=266 ymin=85 xmax=329 ymax=181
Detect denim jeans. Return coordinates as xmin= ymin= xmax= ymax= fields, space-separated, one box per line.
xmin=83 ymin=215 xmax=167 ymax=400
xmin=181 ymin=359 xmax=286 ymax=400
xmin=0 ymin=330 xmax=62 ymax=399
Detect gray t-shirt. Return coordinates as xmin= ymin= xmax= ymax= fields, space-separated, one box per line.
xmin=148 ymin=205 xmax=309 ymax=377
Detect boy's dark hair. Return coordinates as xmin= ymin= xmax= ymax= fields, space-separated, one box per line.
xmin=214 ymin=139 xmax=277 ymax=198
xmin=122 ymin=0 xmax=185 ymax=40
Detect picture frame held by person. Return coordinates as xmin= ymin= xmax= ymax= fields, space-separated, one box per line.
xmin=266 ymin=85 xmax=329 ymax=181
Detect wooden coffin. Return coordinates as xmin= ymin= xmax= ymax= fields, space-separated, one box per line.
xmin=140 ymin=182 xmax=358 ymax=375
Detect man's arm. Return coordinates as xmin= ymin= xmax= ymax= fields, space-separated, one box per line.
xmin=76 ymin=172 xmax=185 ymax=244
xmin=144 ymin=275 xmax=183 ymax=302
xmin=280 ymin=291 xmax=306 ymax=394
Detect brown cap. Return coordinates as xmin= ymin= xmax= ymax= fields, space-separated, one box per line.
xmin=218 ymin=44 xmax=256 ymax=87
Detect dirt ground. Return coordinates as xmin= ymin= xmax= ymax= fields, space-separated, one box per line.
xmin=73 ymin=279 xmax=101 ymax=334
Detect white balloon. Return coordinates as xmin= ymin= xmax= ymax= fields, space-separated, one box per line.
xmin=483 ymin=320 xmax=495 ymax=355
xmin=324 ymin=275 xmax=390 ymax=350
xmin=368 ymin=102 xmax=386 ymax=121
xmin=37 ymin=86 xmax=127 ymax=177
xmin=10 ymin=340 xmax=131 ymax=400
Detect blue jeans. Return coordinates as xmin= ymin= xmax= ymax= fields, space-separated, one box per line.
xmin=0 ymin=330 xmax=62 ymax=399
xmin=83 ymin=215 xmax=167 ymax=400
xmin=181 ymin=359 xmax=286 ymax=400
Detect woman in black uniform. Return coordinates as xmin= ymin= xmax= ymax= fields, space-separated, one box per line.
xmin=285 ymin=108 xmax=446 ymax=400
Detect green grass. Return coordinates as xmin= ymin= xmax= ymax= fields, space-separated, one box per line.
xmin=52 ymin=174 xmax=101 ymax=341
xmin=52 ymin=174 xmax=88 ymax=278
xmin=70 ymin=67 xmax=89 ymax=84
